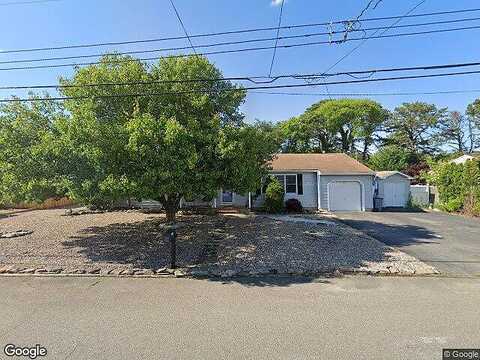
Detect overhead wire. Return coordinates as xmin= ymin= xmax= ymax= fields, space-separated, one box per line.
xmin=0 ymin=7 xmax=479 ymax=54
xmin=169 ymin=0 xmax=197 ymax=55
xmin=323 ymin=0 xmax=427 ymax=75
xmin=2 ymin=24 xmax=480 ymax=72
xmin=268 ymin=0 xmax=285 ymax=76
xmin=3 ymin=68 xmax=480 ymax=102
xmin=1 ymin=60 xmax=480 ymax=90
xmin=1 ymin=16 xmax=480 ymax=66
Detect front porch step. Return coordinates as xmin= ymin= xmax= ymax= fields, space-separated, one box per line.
xmin=216 ymin=206 xmax=243 ymax=214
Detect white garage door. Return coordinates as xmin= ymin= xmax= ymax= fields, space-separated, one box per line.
xmin=328 ymin=181 xmax=362 ymax=211
xmin=383 ymin=182 xmax=408 ymax=207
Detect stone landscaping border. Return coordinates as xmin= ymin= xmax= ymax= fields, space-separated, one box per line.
xmin=0 ymin=264 xmax=438 ymax=278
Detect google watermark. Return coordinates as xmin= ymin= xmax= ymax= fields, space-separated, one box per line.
xmin=4 ymin=344 xmax=47 ymax=359
xmin=443 ymin=349 xmax=480 ymax=360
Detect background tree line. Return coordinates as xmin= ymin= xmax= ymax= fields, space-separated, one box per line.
xmin=2 ymin=54 xmax=480 ymax=215
xmin=278 ymin=98 xmax=480 ymax=182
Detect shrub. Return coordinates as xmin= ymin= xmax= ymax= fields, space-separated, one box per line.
xmin=428 ymin=159 xmax=480 ymax=216
xmin=369 ymin=146 xmax=419 ymax=172
xmin=439 ymin=197 xmax=464 ymax=213
xmin=264 ymin=177 xmax=284 ymax=213
xmin=285 ymin=198 xmax=303 ymax=213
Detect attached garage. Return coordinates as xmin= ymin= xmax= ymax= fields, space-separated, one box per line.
xmin=328 ymin=181 xmax=363 ymax=211
xmin=376 ymin=171 xmax=412 ymax=208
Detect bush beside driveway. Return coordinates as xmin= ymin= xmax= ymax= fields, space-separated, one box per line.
xmin=0 ymin=208 xmax=437 ymax=277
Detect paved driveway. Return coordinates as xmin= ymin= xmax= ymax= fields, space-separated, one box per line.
xmin=335 ymin=211 xmax=480 ymax=276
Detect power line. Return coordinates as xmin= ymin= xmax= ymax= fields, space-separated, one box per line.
xmin=323 ymin=0 xmax=427 ymax=74
xmin=1 ymin=7 xmax=479 ymax=54
xmin=1 ymin=60 xmax=480 ymax=90
xmin=3 ymin=68 xmax=480 ymax=102
xmin=0 ymin=0 xmax=63 ymax=6
xmin=356 ymin=0 xmax=382 ymax=20
xmin=169 ymin=0 xmax=197 ymax=55
xmin=2 ymin=24 xmax=480 ymax=72
xmin=2 ymin=16 xmax=480 ymax=66
xmin=268 ymin=0 xmax=285 ymax=77
xmin=249 ymin=89 xmax=480 ymax=96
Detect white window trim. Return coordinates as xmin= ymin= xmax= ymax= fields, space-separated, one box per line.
xmin=273 ymin=173 xmax=299 ymax=195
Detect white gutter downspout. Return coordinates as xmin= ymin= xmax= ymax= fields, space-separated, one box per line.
xmin=316 ymin=171 xmax=321 ymax=211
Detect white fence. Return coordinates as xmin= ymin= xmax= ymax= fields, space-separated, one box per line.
xmin=410 ymin=185 xmax=438 ymax=207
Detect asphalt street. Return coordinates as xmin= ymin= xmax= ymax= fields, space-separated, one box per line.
xmin=0 ymin=275 xmax=478 ymax=360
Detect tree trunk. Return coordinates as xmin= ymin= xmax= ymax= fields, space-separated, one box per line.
xmin=467 ymin=116 xmax=475 ymax=153
xmin=362 ymin=139 xmax=370 ymax=161
xmin=162 ymin=194 xmax=180 ymax=224
xmin=339 ymin=129 xmax=350 ymax=153
xmin=165 ymin=205 xmax=177 ymax=223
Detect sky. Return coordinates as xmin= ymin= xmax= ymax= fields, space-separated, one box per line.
xmin=1 ymin=0 xmax=480 ymax=123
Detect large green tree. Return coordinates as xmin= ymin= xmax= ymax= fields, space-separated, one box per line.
xmin=0 ymin=95 xmax=66 ymax=206
xmin=437 ymin=111 xmax=470 ymax=153
xmin=279 ymin=113 xmax=336 ymax=154
xmin=57 ymin=55 xmax=277 ymax=220
xmin=466 ymin=99 xmax=480 ymax=152
xmin=280 ymin=98 xmax=387 ymax=159
xmin=384 ymin=102 xmax=447 ymax=154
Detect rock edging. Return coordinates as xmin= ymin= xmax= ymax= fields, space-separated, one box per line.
xmin=0 ymin=264 xmax=438 ymax=278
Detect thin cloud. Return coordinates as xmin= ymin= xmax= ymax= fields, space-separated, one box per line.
xmin=271 ymin=0 xmax=284 ymax=7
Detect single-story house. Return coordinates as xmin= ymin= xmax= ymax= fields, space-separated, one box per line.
xmin=375 ymin=171 xmax=412 ymax=208
xmin=136 ymin=153 xmax=377 ymax=212
xmin=204 ymin=153 xmax=376 ymax=212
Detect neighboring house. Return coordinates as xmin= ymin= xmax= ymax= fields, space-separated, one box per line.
xmin=375 ymin=171 xmax=412 ymax=208
xmin=450 ymin=153 xmax=480 ymax=164
xmin=215 ymin=153 xmax=376 ymax=212
xmin=137 ymin=153 xmax=377 ymax=212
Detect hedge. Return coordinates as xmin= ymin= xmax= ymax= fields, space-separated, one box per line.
xmin=428 ymin=159 xmax=480 ymax=216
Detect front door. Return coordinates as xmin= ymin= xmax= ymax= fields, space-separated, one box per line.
xmin=222 ymin=190 xmax=233 ymax=203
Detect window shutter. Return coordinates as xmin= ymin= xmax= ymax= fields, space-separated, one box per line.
xmin=297 ymin=174 xmax=303 ymax=195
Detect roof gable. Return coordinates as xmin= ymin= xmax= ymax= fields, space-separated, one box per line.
xmin=376 ymin=171 xmax=412 ymax=180
xmin=270 ymin=153 xmax=375 ymax=175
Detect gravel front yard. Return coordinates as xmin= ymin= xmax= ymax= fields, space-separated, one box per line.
xmin=0 ymin=208 xmax=437 ymax=276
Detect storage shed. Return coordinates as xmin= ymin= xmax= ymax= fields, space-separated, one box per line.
xmin=376 ymin=171 xmax=412 ymax=208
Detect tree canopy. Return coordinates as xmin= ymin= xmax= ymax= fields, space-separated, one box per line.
xmin=0 ymin=96 xmax=66 ymax=205
xmin=53 ymin=55 xmax=278 ymax=220
xmin=279 ymin=98 xmax=387 ymax=160
xmin=384 ymin=102 xmax=447 ymax=154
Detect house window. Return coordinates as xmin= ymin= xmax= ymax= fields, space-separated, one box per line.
xmin=285 ymin=175 xmax=297 ymax=193
xmin=262 ymin=174 xmax=304 ymax=195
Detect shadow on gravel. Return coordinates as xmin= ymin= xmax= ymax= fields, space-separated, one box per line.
xmin=338 ymin=219 xmax=439 ymax=247
xmin=58 ymin=214 xmax=437 ymax=287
